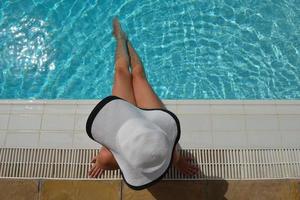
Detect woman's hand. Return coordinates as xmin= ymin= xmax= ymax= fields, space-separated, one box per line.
xmin=88 ymin=152 xmax=105 ymax=178
xmin=88 ymin=146 xmax=120 ymax=178
xmin=173 ymin=150 xmax=199 ymax=176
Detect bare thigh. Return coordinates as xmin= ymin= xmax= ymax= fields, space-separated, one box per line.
xmin=132 ymin=68 xmax=165 ymax=109
xmin=112 ymin=68 xmax=136 ymax=106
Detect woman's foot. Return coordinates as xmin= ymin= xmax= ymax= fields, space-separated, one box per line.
xmin=113 ymin=17 xmax=127 ymax=40
xmin=174 ymin=154 xmax=199 ymax=176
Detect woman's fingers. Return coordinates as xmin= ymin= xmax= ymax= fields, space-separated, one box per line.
xmin=89 ymin=167 xmax=96 ymax=178
xmin=185 ymin=156 xmax=195 ymax=162
xmin=91 ymin=156 xmax=96 ymax=163
xmin=180 ymin=162 xmax=199 ymax=176
xmin=183 ymin=168 xmax=193 ymax=176
xmin=188 ymin=166 xmax=199 ymax=175
xmin=90 ymin=166 xmax=100 ymax=178
xmin=88 ymin=165 xmax=96 ymax=176
xmin=93 ymin=168 xmax=102 ymax=178
xmin=99 ymin=169 xmax=105 ymax=177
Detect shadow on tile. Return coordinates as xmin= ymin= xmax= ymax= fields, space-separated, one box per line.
xmin=123 ymin=178 xmax=229 ymax=200
xmin=122 ymin=150 xmax=229 ymax=200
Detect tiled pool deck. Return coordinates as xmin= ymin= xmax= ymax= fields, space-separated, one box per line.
xmin=0 ymin=100 xmax=300 ymax=199
xmin=0 ymin=100 xmax=299 ymax=149
xmin=0 ymin=179 xmax=299 ymax=200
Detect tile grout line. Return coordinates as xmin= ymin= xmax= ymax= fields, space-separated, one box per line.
xmin=243 ymin=103 xmax=249 ymax=148
xmin=38 ymin=179 xmax=42 ymax=200
xmin=209 ymin=103 xmax=214 ymax=148
xmin=38 ymin=102 xmax=46 ymax=148
xmin=275 ymin=103 xmax=283 ymax=148
xmin=72 ymin=103 xmax=79 ymax=148
xmin=120 ymin=180 xmax=123 ymax=200
xmin=4 ymin=103 xmax=13 ymax=147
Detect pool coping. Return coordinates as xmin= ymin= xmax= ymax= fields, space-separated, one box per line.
xmin=0 ymin=99 xmax=300 ymax=149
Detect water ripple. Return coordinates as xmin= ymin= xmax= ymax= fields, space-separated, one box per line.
xmin=0 ymin=0 xmax=299 ymax=99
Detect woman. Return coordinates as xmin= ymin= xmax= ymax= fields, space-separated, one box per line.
xmin=87 ymin=18 xmax=199 ymax=189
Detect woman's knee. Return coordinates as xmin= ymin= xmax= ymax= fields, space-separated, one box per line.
xmin=114 ymin=67 xmax=131 ymax=80
xmin=132 ymin=67 xmax=146 ymax=80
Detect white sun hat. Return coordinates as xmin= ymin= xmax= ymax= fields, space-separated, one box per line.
xmin=86 ymin=95 xmax=180 ymax=190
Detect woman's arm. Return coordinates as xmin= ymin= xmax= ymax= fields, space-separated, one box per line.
xmin=172 ymin=144 xmax=181 ymax=165
xmin=89 ymin=146 xmax=119 ymax=178
xmin=100 ymin=146 xmax=120 ymax=170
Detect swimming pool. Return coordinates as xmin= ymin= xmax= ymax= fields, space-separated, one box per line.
xmin=0 ymin=0 xmax=299 ymax=99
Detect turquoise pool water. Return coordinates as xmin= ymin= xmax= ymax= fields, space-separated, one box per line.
xmin=0 ymin=0 xmax=299 ymax=99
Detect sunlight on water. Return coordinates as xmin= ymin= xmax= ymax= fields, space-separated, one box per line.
xmin=0 ymin=0 xmax=299 ymax=99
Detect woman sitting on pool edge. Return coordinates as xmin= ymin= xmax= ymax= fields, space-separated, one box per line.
xmin=86 ymin=17 xmax=199 ymax=190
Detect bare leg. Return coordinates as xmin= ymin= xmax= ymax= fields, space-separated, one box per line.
xmin=127 ymin=40 xmax=164 ymax=109
xmin=89 ymin=18 xmax=133 ymax=178
xmin=127 ymin=41 xmax=199 ymax=176
xmin=111 ymin=18 xmax=136 ymax=105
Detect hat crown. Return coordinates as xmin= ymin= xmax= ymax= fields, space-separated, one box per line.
xmin=117 ymin=118 xmax=170 ymax=173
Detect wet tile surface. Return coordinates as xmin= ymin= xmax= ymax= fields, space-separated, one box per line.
xmin=0 ymin=179 xmax=39 ymax=200
xmin=40 ymin=180 xmax=121 ymax=200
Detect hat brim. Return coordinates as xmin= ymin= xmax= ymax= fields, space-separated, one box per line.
xmin=86 ymin=95 xmax=181 ymax=190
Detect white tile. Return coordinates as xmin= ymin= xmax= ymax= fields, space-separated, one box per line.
xmin=42 ymin=114 xmax=75 ymax=131
xmin=247 ymin=131 xmax=282 ymax=148
xmin=244 ymin=104 xmax=277 ymax=114
xmin=165 ymin=104 xmax=177 ymax=113
xmin=11 ymin=104 xmax=44 ymax=114
xmin=177 ymin=114 xmax=211 ymax=131
xmin=213 ymin=132 xmax=247 ymax=148
xmin=39 ymin=132 xmax=74 ymax=148
xmin=162 ymin=100 xmax=177 ymax=105
xmin=281 ymin=131 xmax=300 ymax=148
xmin=76 ymin=104 xmax=95 ymax=114
xmin=76 ymin=100 xmax=99 ymax=105
xmin=0 ymin=114 xmax=9 ymax=129
xmin=74 ymin=114 xmax=88 ymax=131
xmin=179 ymin=131 xmax=213 ymax=148
xmin=0 ymin=131 xmax=6 ymax=147
xmin=209 ymin=100 xmax=244 ymax=105
xmin=212 ymin=115 xmax=245 ymax=131
xmin=44 ymin=104 xmax=76 ymax=114
xmin=44 ymin=100 xmax=77 ymax=105
xmin=177 ymin=100 xmax=211 ymax=104
xmin=243 ymin=100 xmax=276 ymax=105
xmin=0 ymin=100 xmax=11 ymax=104
xmin=74 ymin=130 xmax=86 ymax=134
xmin=275 ymin=100 xmax=300 ymax=105
xmin=5 ymin=133 xmax=39 ymax=148
xmin=8 ymin=114 xmax=42 ymax=130
xmin=0 ymin=104 xmax=11 ymax=113
xmin=246 ymin=115 xmax=279 ymax=131
xmin=73 ymin=133 xmax=101 ymax=149
xmin=40 ymin=130 xmax=70 ymax=134
xmin=211 ymin=105 xmax=244 ymax=114
xmin=177 ymin=104 xmax=210 ymax=114
xmin=9 ymin=100 xmax=45 ymax=104
xmin=276 ymin=105 xmax=300 ymax=114
xmin=279 ymin=115 xmax=300 ymax=131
